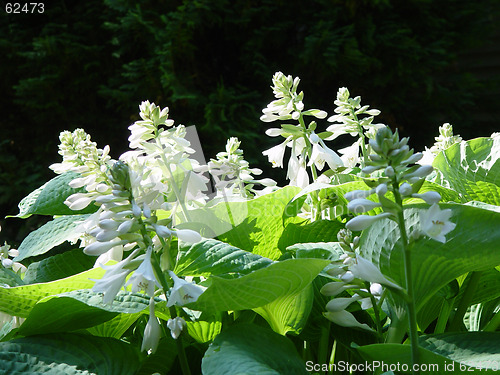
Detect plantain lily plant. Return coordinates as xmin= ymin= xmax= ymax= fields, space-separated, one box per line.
xmin=1 ymin=72 xmax=499 ymax=375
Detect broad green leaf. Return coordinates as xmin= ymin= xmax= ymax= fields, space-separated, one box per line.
xmin=456 ymin=269 xmax=500 ymax=307
xmin=278 ymin=220 xmax=344 ymax=252
xmin=13 ymin=171 xmax=98 ymax=218
xmin=357 ymin=332 xmax=500 ymax=374
xmin=23 ymin=248 xmax=94 ymax=284
xmin=202 ymin=323 xmax=308 ymax=375
xmin=15 ymin=215 xmax=89 ymax=262
xmin=286 ymin=241 xmax=344 ymax=261
xmin=17 ymin=290 xmax=150 ymax=336
xmin=0 ymin=333 xmax=141 ymax=375
xmin=0 ymin=266 xmax=104 ymax=317
xmin=359 ymin=204 xmax=500 ymax=314
xmin=174 ymin=239 xmax=272 ymax=277
xmin=87 ymin=312 xmax=142 ymax=339
xmin=186 ymin=312 xmax=223 ymax=343
xmin=135 ymin=337 xmax=178 ymax=375
xmin=217 ymin=186 xmax=303 ymax=259
xmin=433 ymin=137 xmax=500 ymax=204
xmin=254 ymin=284 xmax=313 ymax=335
xmin=0 ymin=268 xmax=24 ymax=287
xmin=189 ymin=258 xmax=330 ymax=313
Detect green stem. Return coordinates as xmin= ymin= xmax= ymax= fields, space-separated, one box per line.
xmin=150 ymin=250 xmax=192 ymax=375
xmin=327 ymin=340 xmax=337 ymax=375
xmin=392 ymin=180 xmax=420 ymax=374
xmin=449 ymin=271 xmax=482 ymax=332
xmin=350 ymin=109 xmax=368 ymax=166
xmin=318 ymin=324 xmax=331 ymax=375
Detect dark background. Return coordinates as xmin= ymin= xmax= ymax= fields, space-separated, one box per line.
xmin=1 ymin=0 xmax=500 ymax=245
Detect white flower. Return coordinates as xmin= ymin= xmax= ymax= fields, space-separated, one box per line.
xmin=263 ymin=139 xmax=289 ymax=168
xmin=308 ymin=134 xmax=343 ymax=171
xmin=412 ymin=191 xmax=441 ymax=205
xmin=346 ymin=212 xmax=393 ymax=231
xmin=326 ymin=296 xmax=361 ymax=312
xmin=420 ymin=204 xmax=456 ymax=243
xmin=350 ymin=256 xmax=402 ymax=290
xmin=347 ymin=199 xmax=381 ymax=214
xmin=345 ymin=188 xmax=376 ymax=201
xmin=91 ymin=249 xmax=139 ymax=304
xmin=126 ymin=247 xmax=160 ymax=297
xmin=142 ymin=298 xmax=162 ymax=353
xmin=167 ymin=271 xmax=206 ymax=307
xmin=324 ymin=310 xmax=374 ymax=332
xmin=167 ymin=317 xmax=187 ymax=339
xmin=338 ymin=140 xmax=361 ymax=168
xmin=172 ymin=229 xmax=202 ymax=243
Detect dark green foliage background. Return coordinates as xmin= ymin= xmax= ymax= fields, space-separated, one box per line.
xmin=1 ymin=0 xmax=499 ymax=244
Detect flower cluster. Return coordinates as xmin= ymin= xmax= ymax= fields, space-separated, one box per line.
xmin=51 ymin=102 xmax=214 ymax=352
xmin=0 ymin=241 xmax=26 ymax=273
xmin=344 ymin=126 xmax=456 ymax=243
xmin=261 ymin=72 xmax=342 ymax=188
xmin=419 ymin=123 xmax=462 ymax=165
xmin=49 ymin=129 xmax=114 ymax=211
xmin=321 ymin=229 xmax=401 ymax=331
xmin=206 ymin=137 xmax=276 ymax=198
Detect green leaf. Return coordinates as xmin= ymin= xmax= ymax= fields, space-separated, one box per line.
xmin=189 ymin=258 xmax=330 ymax=313
xmin=202 ymin=323 xmax=308 ymax=375
xmin=216 ymin=186 xmax=303 ymax=260
xmin=0 ymin=266 xmax=104 ymax=317
xmin=278 ymin=220 xmax=344 ymax=252
xmin=0 ymin=333 xmax=141 ymax=374
xmin=185 ymin=312 xmax=223 ymax=343
xmin=13 ymin=171 xmax=98 ymax=218
xmin=0 ymin=268 xmax=24 ymax=287
xmin=359 ymin=204 xmax=500 ymax=314
xmin=286 ymin=242 xmax=344 ymax=261
xmin=23 ymin=248 xmax=95 ymax=284
xmin=17 ymin=290 xmax=150 ymax=336
xmin=15 ymin=215 xmax=89 ymax=262
xmin=254 ymin=284 xmax=314 ymax=335
xmin=87 ymin=312 xmax=143 ymax=339
xmin=433 ymin=137 xmax=500 ymax=204
xmin=357 ymin=332 xmax=500 ymax=374
xmin=174 ymin=239 xmax=272 ymax=277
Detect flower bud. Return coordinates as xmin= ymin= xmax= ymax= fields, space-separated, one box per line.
xmin=167 ymin=317 xmax=186 ymax=340
xmin=346 ymin=213 xmax=393 ymax=231
xmin=347 ymin=199 xmax=381 ymax=214
xmin=376 ymin=183 xmax=388 ymax=196
xmin=345 ymin=189 xmax=375 ymax=201
xmin=412 ymin=191 xmax=441 ymax=205
xmin=399 ymin=182 xmax=412 ymax=196
xmin=172 ymin=229 xmax=202 ymax=243
xmin=384 ymin=166 xmax=395 ymax=177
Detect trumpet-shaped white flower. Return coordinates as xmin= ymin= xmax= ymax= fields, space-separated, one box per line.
xmin=326 ymin=295 xmax=361 ymax=312
xmin=346 ymin=212 xmax=393 ymax=231
xmin=324 ymin=310 xmax=374 ymax=332
xmin=350 ymin=256 xmax=402 ymax=290
xmin=91 ymin=249 xmax=140 ymax=304
xmin=167 ymin=317 xmax=187 ymax=339
xmin=308 ymin=133 xmax=343 ymax=171
xmin=167 ymin=271 xmax=206 ymax=307
xmin=420 ymin=204 xmax=456 ymax=243
xmin=126 ymin=247 xmax=160 ymax=297
xmin=142 ymin=298 xmax=162 ymax=353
